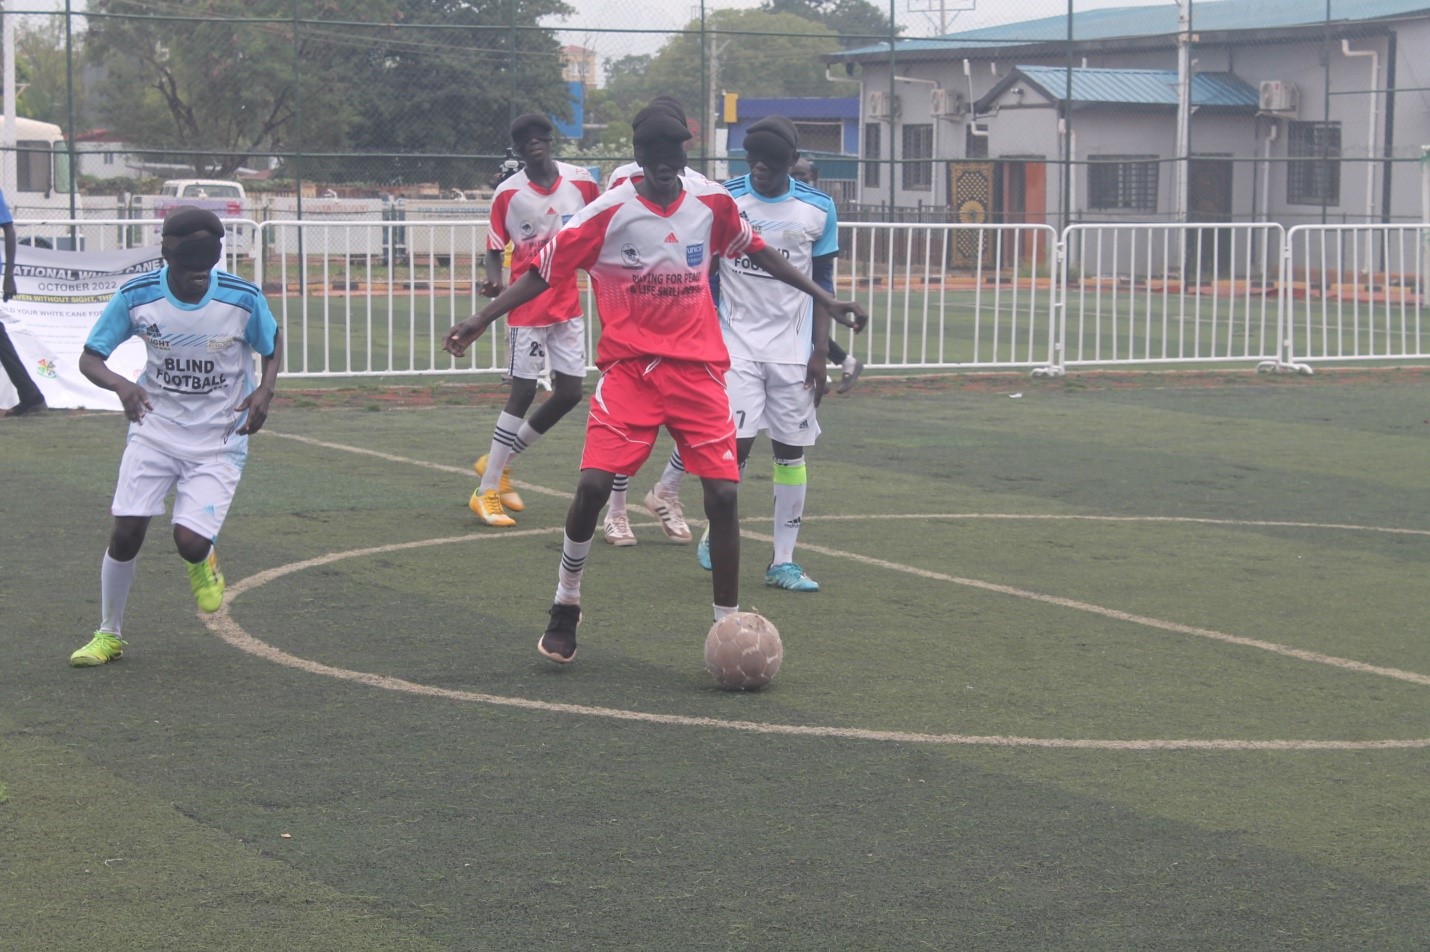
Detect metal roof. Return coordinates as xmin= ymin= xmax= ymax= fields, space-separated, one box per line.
xmin=838 ymin=0 xmax=1430 ymax=57
xmin=1011 ymin=66 xmax=1259 ymax=108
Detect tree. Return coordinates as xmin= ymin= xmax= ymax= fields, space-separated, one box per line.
xmin=602 ymin=54 xmax=652 ymax=117
xmin=85 ymin=0 xmax=364 ymax=176
xmin=14 ymin=20 xmax=75 ymax=127
xmin=83 ymin=1 xmax=572 ymax=185
xmin=341 ymin=0 xmax=574 ymax=188
xmin=636 ymin=9 xmax=843 ymax=144
xmin=761 ymin=0 xmax=898 ymax=49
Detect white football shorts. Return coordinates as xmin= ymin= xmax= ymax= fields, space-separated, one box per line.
xmin=726 ymin=357 xmax=821 ymax=446
xmin=507 ymin=319 xmax=587 ymax=381
xmin=111 ymin=438 xmax=243 ymax=541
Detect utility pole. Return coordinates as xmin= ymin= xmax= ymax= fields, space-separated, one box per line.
xmin=1174 ymin=0 xmax=1192 ymax=224
xmin=2 ymin=0 xmax=16 ymax=198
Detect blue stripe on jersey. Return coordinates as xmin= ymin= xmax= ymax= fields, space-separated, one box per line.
xmin=216 ymin=275 xmax=262 ymax=295
xmin=119 ymin=272 xmax=163 ymax=295
xmin=721 ymin=175 xmax=839 ymax=257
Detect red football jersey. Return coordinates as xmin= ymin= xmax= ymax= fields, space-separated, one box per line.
xmin=537 ymin=179 xmax=764 ymax=370
xmin=486 ymin=162 xmax=600 ymax=326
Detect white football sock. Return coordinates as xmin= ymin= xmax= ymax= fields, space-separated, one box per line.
xmin=100 ymin=551 xmax=138 ymax=636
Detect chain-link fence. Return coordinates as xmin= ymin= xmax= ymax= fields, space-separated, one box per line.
xmin=4 ymin=1 xmax=1427 ymax=236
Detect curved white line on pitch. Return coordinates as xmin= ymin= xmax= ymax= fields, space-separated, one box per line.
xmin=201 ymin=527 xmax=1430 ymax=751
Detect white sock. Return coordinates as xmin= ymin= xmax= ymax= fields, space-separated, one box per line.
xmin=556 ymin=533 xmax=593 ymax=604
xmin=843 ymin=355 xmax=858 ymax=373
xmin=100 ymin=551 xmax=138 ymax=636
xmin=771 ymin=456 xmax=807 ymax=565
xmin=656 ymin=448 xmax=686 ymax=496
xmin=608 ymin=474 xmax=629 ymax=516
xmin=513 ymin=420 xmax=542 ymax=456
xmin=713 ymin=603 xmax=739 ymax=622
xmin=480 ymin=411 xmax=525 ymax=492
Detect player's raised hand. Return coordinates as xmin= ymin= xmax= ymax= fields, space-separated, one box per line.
xmin=831 ymin=300 xmax=869 ymax=333
xmin=443 ymin=316 xmax=487 ymax=357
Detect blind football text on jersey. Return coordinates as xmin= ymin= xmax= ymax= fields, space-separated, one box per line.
xmin=85 ymin=266 xmax=278 ymax=465
xmin=717 ymin=177 xmax=839 ymax=365
xmin=538 ymin=179 xmax=764 ymax=371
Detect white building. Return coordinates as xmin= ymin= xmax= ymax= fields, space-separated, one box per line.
xmin=831 ymin=0 xmax=1430 ymax=230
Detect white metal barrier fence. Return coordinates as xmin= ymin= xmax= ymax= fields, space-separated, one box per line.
xmin=1061 ymin=223 xmax=1285 ymax=370
xmin=1275 ymin=224 xmax=1430 ymax=372
xmin=840 ymin=223 xmax=1061 ymax=372
xmin=259 ymin=219 xmax=510 ymax=377
xmin=15 ymin=218 xmax=1430 ymax=378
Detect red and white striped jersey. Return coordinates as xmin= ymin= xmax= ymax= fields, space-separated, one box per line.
xmin=538 ymin=179 xmax=764 ymax=370
xmin=486 ymin=162 xmax=600 ymax=326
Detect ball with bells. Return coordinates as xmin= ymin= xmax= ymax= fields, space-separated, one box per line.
xmin=704 ymin=611 xmax=783 ymax=690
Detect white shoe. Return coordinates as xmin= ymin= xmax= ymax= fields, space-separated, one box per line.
xmin=643 ymin=488 xmax=692 ymax=543
xmin=603 ymin=510 xmax=637 ymax=546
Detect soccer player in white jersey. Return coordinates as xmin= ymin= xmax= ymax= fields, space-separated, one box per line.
xmin=467 ymin=113 xmax=601 ymax=527
xmin=69 ymin=207 xmax=281 ymax=666
xmin=443 ymin=103 xmax=866 ymax=665
xmin=649 ymin=116 xmax=858 ymax=592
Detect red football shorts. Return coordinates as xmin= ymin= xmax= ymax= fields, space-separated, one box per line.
xmin=581 ymin=357 xmax=739 ymax=481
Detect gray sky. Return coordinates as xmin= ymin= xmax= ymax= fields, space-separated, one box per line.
xmin=545 ymin=0 xmax=1170 ymax=74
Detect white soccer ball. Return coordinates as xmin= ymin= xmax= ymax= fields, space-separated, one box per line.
xmin=704 ymin=612 xmax=783 ymax=690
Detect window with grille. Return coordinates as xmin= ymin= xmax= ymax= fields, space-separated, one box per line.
xmin=1088 ymin=156 xmax=1158 ymax=212
xmin=863 ymin=123 xmax=881 ymax=187
xmin=901 ymin=124 xmax=933 ymax=191
xmin=1287 ymin=121 xmax=1341 ymax=206
xmin=16 ymin=140 xmax=52 ymax=193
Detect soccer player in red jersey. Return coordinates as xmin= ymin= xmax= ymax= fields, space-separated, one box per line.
xmin=465 ymin=113 xmax=601 ymax=527
xmin=444 ymin=103 xmax=866 ymax=665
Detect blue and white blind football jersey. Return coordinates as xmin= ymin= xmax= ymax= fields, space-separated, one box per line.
xmin=86 ymin=266 xmax=278 ymax=464
xmin=717 ymin=176 xmax=839 ymax=365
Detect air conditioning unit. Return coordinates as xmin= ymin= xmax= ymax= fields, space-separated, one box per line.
xmin=931 ymin=87 xmax=967 ymax=118
xmin=1259 ymin=80 xmax=1300 ymax=115
xmin=867 ymin=91 xmax=891 ymax=119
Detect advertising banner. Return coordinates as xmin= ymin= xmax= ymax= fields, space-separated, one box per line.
xmin=0 ymin=244 xmax=161 ymax=411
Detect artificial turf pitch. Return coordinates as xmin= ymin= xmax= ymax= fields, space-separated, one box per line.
xmin=2 ymin=369 xmax=1427 ymax=950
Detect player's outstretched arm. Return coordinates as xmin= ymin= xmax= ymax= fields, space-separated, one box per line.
xmin=443 ymin=270 xmax=550 ymax=357
xmin=749 ymin=245 xmax=868 ymax=333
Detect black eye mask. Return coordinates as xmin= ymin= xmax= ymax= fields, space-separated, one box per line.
xmin=633 ymin=140 xmax=688 ymax=173
xmin=167 ymin=234 xmax=223 ymax=271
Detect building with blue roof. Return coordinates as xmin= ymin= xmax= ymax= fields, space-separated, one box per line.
xmin=825 ymin=0 xmax=1430 ymax=235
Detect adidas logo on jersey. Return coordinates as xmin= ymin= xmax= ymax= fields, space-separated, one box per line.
xmin=663 ymin=232 xmax=679 ymax=243
xmin=546 ymin=207 xmax=558 ymax=215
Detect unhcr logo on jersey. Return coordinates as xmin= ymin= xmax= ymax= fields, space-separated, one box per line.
xmin=686 ymin=243 xmax=704 ymax=266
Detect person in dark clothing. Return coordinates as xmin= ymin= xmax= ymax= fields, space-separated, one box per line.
xmin=0 ymin=189 xmax=46 ymax=416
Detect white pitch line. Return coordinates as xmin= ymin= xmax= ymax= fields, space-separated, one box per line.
xmin=736 ymin=529 xmax=1430 ymax=688
xmin=205 ymin=529 xmax=1429 ymax=752
xmin=266 ymin=430 xmax=572 ymax=499
xmin=805 ymin=513 xmax=1430 ymax=537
